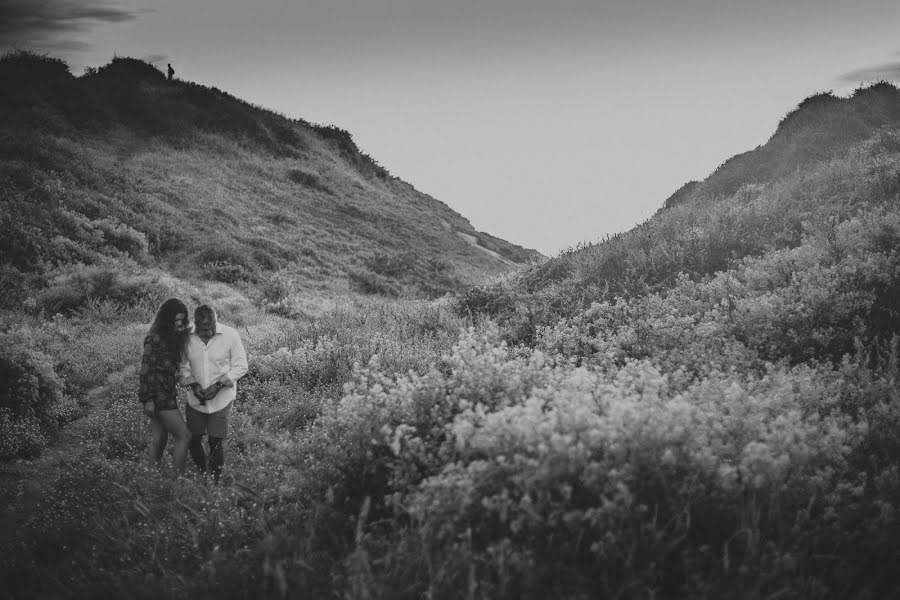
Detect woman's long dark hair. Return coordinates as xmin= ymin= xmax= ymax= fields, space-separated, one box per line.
xmin=148 ymin=298 xmax=190 ymax=363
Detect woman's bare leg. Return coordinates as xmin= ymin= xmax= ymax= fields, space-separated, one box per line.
xmin=156 ymin=409 xmax=191 ymax=475
xmin=148 ymin=414 xmax=168 ymax=467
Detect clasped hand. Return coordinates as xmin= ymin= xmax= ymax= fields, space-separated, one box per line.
xmin=190 ymin=376 xmax=232 ymax=404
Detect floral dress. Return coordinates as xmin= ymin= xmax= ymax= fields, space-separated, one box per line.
xmin=138 ymin=332 xmax=179 ymax=412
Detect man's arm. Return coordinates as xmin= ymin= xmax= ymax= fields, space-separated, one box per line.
xmin=219 ymin=329 xmax=248 ymax=386
xmin=178 ymin=345 xmax=209 ymax=402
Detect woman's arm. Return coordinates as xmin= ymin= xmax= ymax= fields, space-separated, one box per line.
xmin=138 ymin=335 xmax=157 ymax=403
xmin=138 ymin=334 xmax=159 ymax=415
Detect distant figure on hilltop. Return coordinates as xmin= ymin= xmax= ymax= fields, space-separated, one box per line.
xmin=167 ymin=63 xmax=174 ymax=81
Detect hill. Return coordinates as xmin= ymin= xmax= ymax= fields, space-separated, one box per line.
xmin=458 ymin=82 xmax=900 ymax=350
xmin=0 ymin=51 xmax=541 ymax=311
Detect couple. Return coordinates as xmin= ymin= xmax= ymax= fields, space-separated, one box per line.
xmin=138 ymin=298 xmax=248 ymax=481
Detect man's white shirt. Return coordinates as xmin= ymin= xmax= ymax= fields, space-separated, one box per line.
xmin=179 ymin=323 xmax=248 ymax=414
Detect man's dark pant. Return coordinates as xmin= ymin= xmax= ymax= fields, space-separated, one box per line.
xmin=186 ymin=403 xmax=231 ymax=482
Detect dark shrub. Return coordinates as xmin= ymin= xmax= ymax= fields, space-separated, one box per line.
xmin=196 ymin=242 xmax=263 ymax=283
xmin=417 ymin=257 xmax=463 ymax=298
xmin=454 ymin=284 xmax=517 ymax=319
xmin=203 ymin=260 xmax=256 ymax=284
xmin=287 ymin=169 xmax=331 ymax=194
xmin=0 ymin=338 xmax=62 ymax=418
xmin=196 ymin=243 xmax=256 ymax=269
xmin=0 ymin=334 xmax=65 ymax=458
xmin=35 ymin=267 xmax=169 ymax=314
xmin=0 ymin=50 xmax=72 ymax=105
xmin=95 ymin=57 xmax=165 ymax=82
xmin=365 ymin=252 xmax=415 ymax=278
xmin=0 ymin=266 xmax=43 ymax=309
xmin=313 ymin=124 xmax=390 ymax=179
xmin=348 ymin=269 xmax=400 ymax=297
xmin=101 ymin=220 xmax=149 ymax=259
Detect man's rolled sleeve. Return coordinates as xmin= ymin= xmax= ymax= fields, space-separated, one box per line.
xmin=227 ymin=330 xmax=248 ymax=382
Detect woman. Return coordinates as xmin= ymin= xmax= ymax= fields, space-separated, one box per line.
xmin=139 ymin=298 xmax=192 ymax=474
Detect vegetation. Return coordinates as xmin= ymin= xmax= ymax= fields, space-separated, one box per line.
xmin=0 ymin=51 xmax=538 ymax=305
xmin=2 ymin=51 xmax=899 ymax=598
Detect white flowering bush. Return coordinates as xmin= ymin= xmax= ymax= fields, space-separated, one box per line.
xmin=300 ymin=325 xmax=892 ymax=596
xmin=0 ymin=411 xmax=46 ymax=458
xmin=537 ymin=206 xmax=900 ymax=378
xmin=0 ymin=331 xmax=66 ymax=458
xmin=251 ymin=336 xmax=346 ymax=388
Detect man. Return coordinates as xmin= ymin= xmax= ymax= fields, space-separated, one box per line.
xmin=179 ymin=304 xmax=248 ymax=482
xmin=167 ymin=63 xmax=175 ymax=81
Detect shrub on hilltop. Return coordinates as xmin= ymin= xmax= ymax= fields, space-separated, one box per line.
xmin=0 ymin=50 xmax=72 ymax=99
xmin=93 ymin=57 xmax=166 ymax=82
xmin=313 ymin=124 xmax=390 ymax=180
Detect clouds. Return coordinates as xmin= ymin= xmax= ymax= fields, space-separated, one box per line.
xmin=0 ymin=0 xmax=139 ymax=52
xmin=837 ymin=60 xmax=900 ymax=85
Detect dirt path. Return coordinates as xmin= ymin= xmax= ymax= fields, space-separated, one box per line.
xmin=0 ymin=364 xmax=138 ymax=543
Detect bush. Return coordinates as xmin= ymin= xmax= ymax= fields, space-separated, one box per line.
xmin=453 ymin=283 xmax=517 ymax=320
xmin=0 ymin=333 xmax=64 ymax=458
xmin=35 ymin=266 xmax=170 ymax=315
xmin=277 ymin=320 xmax=900 ymax=598
xmin=287 ymin=169 xmax=331 ymax=194
xmin=197 ymin=243 xmax=263 ymax=283
xmin=347 ymin=268 xmax=400 ymax=297
xmin=358 ymin=253 xmax=463 ymax=299
xmin=0 ymin=265 xmax=43 ymax=310
xmin=203 ymin=260 xmax=256 ymax=284
xmin=0 ymin=411 xmax=46 ymax=458
xmin=0 ymin=334 xmax=63 ymax=417
xmin=95 ymin=57 xmax=165 ymax=82
xmin=0 ymin=50 xmax=72 ymax=100
xmin=91 ymin=218 xmax=149 ymax=259
xmin=250 ymin=336 xmax=349 ymax=391
xmin=259 ymin=272 xmax=292 ymax=305
xmin=313 ymin=124 xmax=390 ymax=179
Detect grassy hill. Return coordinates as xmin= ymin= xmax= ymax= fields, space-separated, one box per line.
xmin=3 ymin=59 xmax=900 ymax=598
xmin=0 ymin=51 xmax=541 ymax=312
xmin=457 ymin=82 xmax=900 ymax=349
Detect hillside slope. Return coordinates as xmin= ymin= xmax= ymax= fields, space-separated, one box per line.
xmin=0 ymin=52 xmax=541 ymax=306
xmin=458 ymin=83 xmax=900 ymax=351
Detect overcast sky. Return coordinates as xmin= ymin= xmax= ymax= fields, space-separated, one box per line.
xmin=3 ymin=0 xmax=899 ymax=255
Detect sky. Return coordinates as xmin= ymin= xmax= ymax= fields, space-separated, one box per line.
xmin=2 ymin=0 xmax=900 ymax=256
